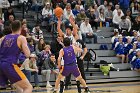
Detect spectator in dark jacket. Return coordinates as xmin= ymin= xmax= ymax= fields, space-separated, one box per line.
xmin=4 ymin=7 xmax=15 ymax=22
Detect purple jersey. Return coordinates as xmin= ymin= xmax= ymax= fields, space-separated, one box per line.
xmin=0 ymin=34 xmax=21 ymax=64
xmin=63 ymin=46 xmax=77 ymax=66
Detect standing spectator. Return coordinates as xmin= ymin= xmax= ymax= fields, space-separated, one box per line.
xmin=35 ymin=38 xmax=46 ymax=55
xmin=105 ymin=5 xmax=113 ymax=25
xmin=32 ymin=24 xmax=43 ymax=42
xmin=119 ymin=0 xmax=130 ymax=14
xmin=119 ymin=16 xmax=131 ymax=36
xmin=20 ymin=54 xmax=40 ymax=88
xmin=4 ymin=7 xmax=15 ymax=22
xmin=113 ymin=9 xmax=124 ymax=29
xmin=41 ymin=54 xmax=59 ymax=88
xmin=50 ymin=35 xmax=64 ymax=59
xmin=80 ymin=18 xmax=98 ymax=43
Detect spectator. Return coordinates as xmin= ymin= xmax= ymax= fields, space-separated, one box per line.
xmin=59 ymin=0 xmax=67 ymax=9
xmin=98 ymin=0 xmax=108 ymax=12
xmin=4 ymin=7 xmax=15 ymax=22
xmin=131 ymin=49 xmax=140 ymax=71
xmin=41 ymin=54 xmax=59 ymax=88
xmin=80 ymin=18 xmax=98 ymax=43
xmin=105 ymin=5 xmax=113 ymax=25
xmin=113 ymin=4 xmax=124 ymax=16
xmin=119 ymin=16 xmax=131 ymax=36
xmin=134 ymin=35 xmax=140 ymax=49
xmin=63 ymin=3 xmax=75 ymax=26
xmin=87 ymin=9 xmax=98 ymax=31
xmin=0 ymin=0 xmax=10 ymax=18
xmin=132 ymin=16 xmax=140 ymax=31
xmin=94 ymin=4 xmax=99 ymax=20
xmin=20 ymin=21 xmax=30 ymax=37
xmin=125 ymin=10 xmax=134 ymax=22
xmin=111 ymin=29 xmax=119 ymax=49
xmin=72 ymin=4 xmax=80 ymax=16
xmin=77 ymin=0 xmax=84 ymax=10
xmin=42 ymin=2 xmax=53 ymax=24
xmin=20 ymin=54 xmax=40 ymax=88
xmin=50 ymin=35 xmax=64 ymax=59
xmin=32 ymin=24 xmax=43 ymax=42
xmin=35 ymin=38 xmax=46 ymax=55
xmin=128 ymin=43 xmax=137 ymax=62
xmin=115 ymin=35 xmax=126 ymax=63
xmin=27 ymin=38 xmax=35 ymax=53
xmin=113 ymin=9 xmax=124 ymax=29
xmin=76 ymin=9 xmax=87 ymax=26
xmin=99 ymin=8 xmax=105 ymax=26
xmin=119 ymin=0 xmax=130 ymax=14
xmin=132 ymin=30 xmax=138 ymax=43
xmin=4 ymin=14 xmax=14 ymax=27
xmin=131 ymin=1 xmax=139 ymax=15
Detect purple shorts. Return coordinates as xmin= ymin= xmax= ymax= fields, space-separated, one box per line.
xmin=61 ymin=66 xmax=80 ymax=78
xmin=0 ymin=62 xmax=26 ymax=86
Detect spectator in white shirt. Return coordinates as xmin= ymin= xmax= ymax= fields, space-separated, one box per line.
xmin=80 ymin=18 xmax=98 ymax=43
xmin=113 ymin=4 xmax=124 ymax=16
xmin=42 ymin=2 xmax=53 ymax=22
xmin=113 ymin=9 xmax=124 ymax=29
xmin=32 ymin=24 xmax=43 ymax=42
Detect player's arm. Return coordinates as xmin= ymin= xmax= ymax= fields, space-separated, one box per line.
xmin=72 ymin=45 xmax=83 ymax=54
xmin=18 ymin=36 xmax=30 ymax=58
xmin=57 ymin=18 xmax=64 ymax=37
xmin=0 ymin=36 xmax=4 ymax=47
xmin=57 ymin=49 xmax=64 ymax=69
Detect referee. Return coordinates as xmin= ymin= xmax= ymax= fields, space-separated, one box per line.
xmin=65 ymin=38 xmax=87 ymax=89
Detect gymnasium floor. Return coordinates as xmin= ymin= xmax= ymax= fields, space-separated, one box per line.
xmin=0 ymin=82 xmax=140 ymax=93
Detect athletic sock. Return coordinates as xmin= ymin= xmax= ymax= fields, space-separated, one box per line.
xmin=76 ymin=81 xmax=82 ymax=93
xmin=60 ymin=81 xmax=64 ymax=93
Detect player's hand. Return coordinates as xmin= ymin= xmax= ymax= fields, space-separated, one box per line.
xmin=80 ymin=56 xmax=84 ymax=60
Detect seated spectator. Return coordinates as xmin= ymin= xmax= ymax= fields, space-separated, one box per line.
xmin=131 ymin=30 xmax=138 ymax=43
xmin=131 ymin=49 xmax=140 ymax=71
xmin=32 ymin=24 xmax=43 ymax=42
xmin=87 ymin=9 xmax=98 ymax=31
xmin=20 ymin=21 xmax=30 ymax=37
xmin=134 ymin=35 xmax=140 ymax=49
xmin=113 ymin=4 xmax=124 ymax=17
xmin=59 ymin=0 xmax=67 ymax=9
xmin=41 ymin=54 xmax=59 ymax=88
xmin=35 ymin=38 xmax=46 ymax=55
xmin=76 ymin=8 xmax=87 ymax=26
xmin=132 ymin=16 xmax=140 ymax=31
xmin=4 ymin=14 xmax=14 ymax=27
xmin=111 ymin=29 xmax=119 ymax=49
xmin=114 ymin=35 xmax=126 ymax=63
xmin=128 ymin=43 xmax=137 ymax=62
xmin=20 ymin=54 xmax=40 ymax=88
xmin=4 ymin=7 xmax=15 ymax=22
xmin=72 ymin=4 xmax=80 ymax=16
xmin=98 ymin=0 xmax=108 ymax=12
xmin=113 ymin=9 xmax=124 ymax=29
xmin=99 ymin=8 xmax=105 ymax=26
xmin=125 ymin=10 xmax=134 ymax=23
xmin=0 ymin=0 xmax=10 ymax=17
xmin=31 ymin=0 xmax=43 ymax=13
xmin=80 ymin=18 xmax=98 ymax=43
xmin=27 ymin=38 xmax=35 ymax=53
xmin=105 ymin=5 xmax=113 ymax=26
xmin=77 ymin=0 xmax=84 ymax=10
xmin=42 ymin=2 xmax=53 ymax=23
xmin=119 ymin=16 xmax=131 ymax=36
xmin=131 ymin=1 xmax=139 ymax=15
xmin=63 ymin=3 xmax=75 ymax=26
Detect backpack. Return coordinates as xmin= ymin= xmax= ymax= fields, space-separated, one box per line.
xmin=100 ymin=44 xmax=108 ymax=50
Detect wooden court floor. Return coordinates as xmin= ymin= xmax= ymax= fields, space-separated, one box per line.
xmin=1 ymin=82 xmax=140 ymax=93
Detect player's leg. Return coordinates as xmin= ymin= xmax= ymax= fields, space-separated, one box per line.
xmin=14 ymin=79 xmax=33 ymax=93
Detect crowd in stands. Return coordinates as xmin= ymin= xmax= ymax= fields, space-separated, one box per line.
xmin=0 ymin=0 xmax=140 ymax=88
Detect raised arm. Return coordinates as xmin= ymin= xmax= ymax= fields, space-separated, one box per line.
xmin=57 ymin=18 xmax=64 ymax=37
xmin=69 ymin=16 xmax=78 ymax=36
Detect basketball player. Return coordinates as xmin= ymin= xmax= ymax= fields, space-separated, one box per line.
xmin=0 ymin=20 xmax=32 ymax=93
xmin=53 ymin=37 xmax=90 ymax=93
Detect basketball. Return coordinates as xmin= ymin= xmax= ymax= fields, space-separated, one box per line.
xmin=54 ymin=7 xmax=63 ymax=18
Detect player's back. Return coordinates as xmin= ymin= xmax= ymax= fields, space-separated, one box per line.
xmin=0 ymin=34 xmax=21 ymax=64
xmin=63 ymin=45 xmax=77 ymax=66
